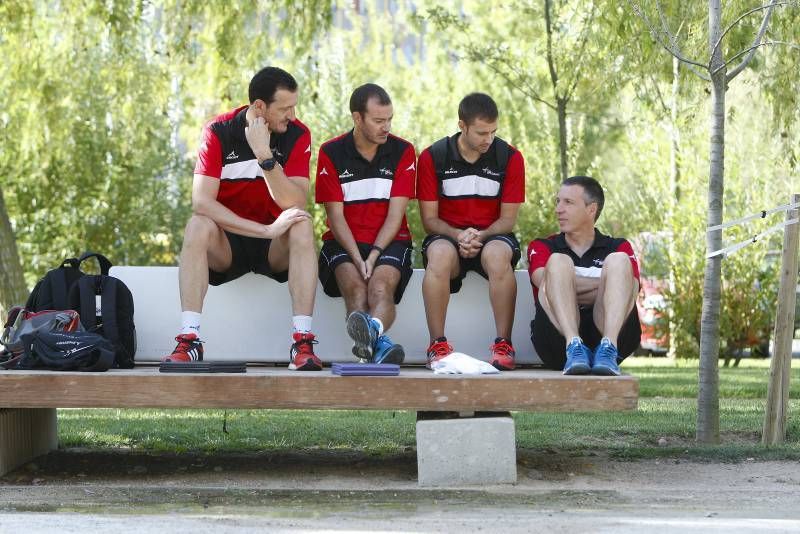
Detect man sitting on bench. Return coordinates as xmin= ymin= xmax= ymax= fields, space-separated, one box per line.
xmin=163 ymin=66 xmax=323 ymax=371
xmin=527 ymin=176 xmax=641 ymax=375
xmin=315 ymin=84 xmax=416 ymax=364
xmin=416 ymin=93 xmax=526 ymax=370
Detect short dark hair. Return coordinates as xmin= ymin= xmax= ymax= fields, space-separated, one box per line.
xmin=248 ymin=66 xmax=298 ymax=105
xmin=562 ymin=175 xmax=605 ymax=221
xmin=458 ymin=93 xmax=498 ymax=125
xmin=349 ymin=83 xmax=392 ymax=115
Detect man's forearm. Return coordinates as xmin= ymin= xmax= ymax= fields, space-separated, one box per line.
xmin=478 ymin=216 xmax=516 ymax=241
xmin=262 ymin=165 xmax=308 ymax=209
xmin=194 ymin=199 xmax=267 ymax=238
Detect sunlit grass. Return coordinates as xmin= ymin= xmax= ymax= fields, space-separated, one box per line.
xmin=57 ymin=356 xmax=800 ymax=459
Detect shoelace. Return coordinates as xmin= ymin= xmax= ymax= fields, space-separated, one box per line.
xmin=174 ymin=335 xmax=201 ymax=354
xmin=428 ymin=342 xmax=453 ymax=360
xmin=290 ymin=336 xmax=318 ymax=357
xmin=492 ymin=340 xmax=514 ymax=357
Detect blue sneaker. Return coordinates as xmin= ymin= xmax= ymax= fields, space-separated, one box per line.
xmin=563 ymin=337 xmax=592 ymax=375
xmin=592 ymin=339 xmax=621 ymax=376
xmin=373 ymin=335 xmax=405 ymax=364
xmin=346 ymin=311 xmax=379 ymax=361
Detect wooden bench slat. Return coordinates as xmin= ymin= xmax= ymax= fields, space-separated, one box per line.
xmin=0 ymin=368 xmax=637 ymax=412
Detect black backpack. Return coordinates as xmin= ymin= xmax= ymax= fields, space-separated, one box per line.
xmin=25 ymin=252 xmax=112 ymax=312
xmin=16 ymin=330 xmax=115 ymax=372
xmin=68 ymin=273 xmax=136 ymax=369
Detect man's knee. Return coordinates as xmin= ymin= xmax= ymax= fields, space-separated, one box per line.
xmin=481 ymin=240 xmax=513 ymax=276
xmin=287 ymin=217 xmax=314 ymax=247
xmin=545 ymin=252 xmax=575 ymax=273
xmin=368 ymin=277 xmax=395 ymax=303
xmin=603 ymin=252 xmax=633 ymax=275
xmin=183 ymin=215 xmax=221 ymax=247
xmin=425 ymin=241 xmax=457 ymax=274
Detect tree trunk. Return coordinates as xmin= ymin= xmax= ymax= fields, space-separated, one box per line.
xmin=696 ymin=0 xmax=725 ymax=444
xmin=667 ymin=56 xmax=681 ymax=361
xmin=544 ymin=0 xmax=568 ymax=182
xmin=556 ymin=96 xmax=569 ymax=182
xmin=0 ymin=186 xmax=28 ymax=318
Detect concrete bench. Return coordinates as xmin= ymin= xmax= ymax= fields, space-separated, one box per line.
xmin=0 ymin=267 xmax=639 ymax=486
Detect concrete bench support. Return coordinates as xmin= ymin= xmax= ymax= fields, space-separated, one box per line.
xmin=0 ymin=408 xmax=58 ymax=476
xmin=416 ymin=411 xmax=516 ymax=486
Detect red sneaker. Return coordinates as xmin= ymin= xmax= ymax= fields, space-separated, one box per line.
xmin=289 ymin=332 xmax=323 ymax=371
xmin=162 ymin=333 xmax=204 ymax=363
xmin=426 ymin=337 xmax=453 ymax=369
xmin=489 ymin=337 xmax=515 ymax=370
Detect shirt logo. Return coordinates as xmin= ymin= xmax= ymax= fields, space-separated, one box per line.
xmin=339 ymin=169 xmax=354 ymax=179
xmin=378 ymin=167 xmax=394 ymax=177
xmin=405 ymin=162 xmax=416 ymax=171
xmin=273 ymin=148 xmax=284 ymax=158
xmin=593 ymin=259 xmax=604 ymax=267
xmin=226 ymin=150 xmax=238 ymax=160
xmin=304 ymin=144 xmax=311 ymax=154
xmin=319 ymin=168 xmax=329 ymax=176
xmin=444 ymin=167 xmax=458 ymax=175
xmin=482 ymin=167 xmax=501 ymax=177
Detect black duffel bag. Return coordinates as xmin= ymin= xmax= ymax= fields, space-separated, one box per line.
xmin=15 ymin=330 xmax=115 ymax=372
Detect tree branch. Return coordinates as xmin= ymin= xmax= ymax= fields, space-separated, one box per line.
xmin=720 ymin=40 xmax=800 ymax=79
xmin=725 ymin=0 xmax=780 ymax=81
xmin=564 ymin=3 xmax=598 ymax=102
xmin=627 ymin=0 xmax=711 ymax=80
xmin=544 ymin=0 xmax=560 ymax=96
xmin=469 ymin=49 xmax=557 ymax=110
xmin=710 ymin=0 xmax=793 ymax=61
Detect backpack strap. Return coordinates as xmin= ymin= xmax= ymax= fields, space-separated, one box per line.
xmin=429 ymin=137 xmax=450 ymax=180
xmin=78 ymin=252 xmax=112 ymax=276
xmin=51 ymin=267 xmax=73 ymax=311
xmin=77 ymin=276 xmax=98 ymax=330
xmin=494 ymin=138 xmax=509 ymax=170
xmin=100 ymin=277 xmax=120 ymax=345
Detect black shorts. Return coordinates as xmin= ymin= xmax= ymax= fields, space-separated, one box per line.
xmin=318 ymin=240 xmax=413 ymax=304
xmin=531 ymin=301 xmax=642 ymax=370
xmin=208 ymin=231 xmax=288 ymax=286
xmin=421 ymin=233 xmax=521 ymax=294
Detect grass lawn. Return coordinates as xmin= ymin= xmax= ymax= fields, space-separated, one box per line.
xmin=58 ymin=357 xmax=800 ymax=460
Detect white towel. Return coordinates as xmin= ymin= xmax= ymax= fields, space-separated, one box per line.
xmin=432 ymin=352 xmax=500 ymax=374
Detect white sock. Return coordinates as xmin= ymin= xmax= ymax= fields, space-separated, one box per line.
xmin=292 ymin=315 xmax=313 ymax=334
xmin=181 ymin=311 xmax=201 ymax=336
xmin=372 ymin=317 xmax=384 ymax=336
xmin=568 ymin=336 xmax=582 ymax=347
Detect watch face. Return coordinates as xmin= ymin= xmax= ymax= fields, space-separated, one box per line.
xmin=260 ymin=158 xmax=276 ymax=170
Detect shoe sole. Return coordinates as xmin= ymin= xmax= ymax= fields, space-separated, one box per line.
xmin=591 ymin=364 xmax=621 ymax=376
xmin=346 ymin=312 xmax=376 ymax=361
xmin=291 ymin=359 xmax=322 ymax=371
xmin=491 ymin=359 xmax=515 ymax=371
xmin=375 ymin=344 xmax=405 ymax=365
xmin=563 ymin=363 xmax=591 ymax=375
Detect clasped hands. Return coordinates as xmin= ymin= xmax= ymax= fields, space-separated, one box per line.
xmin=457 ymin=227 xmax=483 ymax=258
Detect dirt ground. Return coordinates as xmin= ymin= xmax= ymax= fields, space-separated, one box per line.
xmin=1 ymin=448 xmax=800 ymax=532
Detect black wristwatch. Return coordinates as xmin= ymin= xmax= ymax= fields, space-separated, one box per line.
xmin=258 ymin=157 xmax=277 ymax=171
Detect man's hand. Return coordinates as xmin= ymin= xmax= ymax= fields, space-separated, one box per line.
xmin=454 ymin=228 xmax=480 ymax=258
xmin=266 ymin=207 xmax=310 ymax=238
xmin=363 ymin=250 xmax=381 ymax=279
xmin=244 ymin=116 xmax=273 ymax=162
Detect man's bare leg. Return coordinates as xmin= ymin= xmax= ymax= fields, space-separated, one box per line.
xmin=422 ymin=240 xmax=460 ymax=341
xmin=367 ymin=265 xmax=401 ymax=330
xmin=334 ymin=263 xmax=369 ymax=317
xmin=538 ymin=253 xmax=580 ymax=341
xmin=178 ymin=215 xmax=233 ymax=313
xmin=593 ymin=252 xmax=638 ymax=346
xmin=481 ymin=240 xmax=516 ymax=339
xmin=268 ymin=217 xmax=316 ymax=316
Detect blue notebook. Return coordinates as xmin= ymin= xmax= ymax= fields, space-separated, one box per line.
xmin=331 ymin=363 xmax=400 ymax=376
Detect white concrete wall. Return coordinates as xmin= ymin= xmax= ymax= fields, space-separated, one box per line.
xmin=111 ymin=267 xmax=541 ymax=365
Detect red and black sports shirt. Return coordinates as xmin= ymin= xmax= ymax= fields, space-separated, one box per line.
xmin=194 ymin=106 xmax=311 ymax=225
xmin=315 ymin=130 xmax=416 ymax=243
xmin=527 ymin=229 xmax=640 ymax=303
xmin=416 ymin=133 xmax=525 ymax=230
